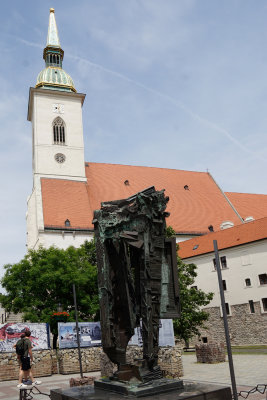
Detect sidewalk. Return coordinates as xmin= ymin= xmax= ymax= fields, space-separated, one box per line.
xmin=182 ymin=353 xmax=267 ymax=399
xmin=0 ymin=372 xmax=100 ymax=400
xmin=1 ymin=354 xmax=267 ymax=400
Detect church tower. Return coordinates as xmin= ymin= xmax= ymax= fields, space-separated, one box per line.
xmin=27 ymin=9 xmax=87 ymax=249
xmin=28 ymin=8 xmax=86 ymax=184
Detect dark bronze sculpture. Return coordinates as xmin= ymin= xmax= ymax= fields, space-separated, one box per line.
xmin=93 ymin=186 xmax=180 ymax=386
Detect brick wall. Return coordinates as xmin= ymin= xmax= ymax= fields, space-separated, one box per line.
xmin=195 ymin=302 xmax=267 ymax=345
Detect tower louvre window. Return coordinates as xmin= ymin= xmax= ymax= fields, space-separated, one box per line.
xmin=53 ymin=117 xmax=65 ymax=145
xmin=46 ymin=52 xmax=61 ymax=67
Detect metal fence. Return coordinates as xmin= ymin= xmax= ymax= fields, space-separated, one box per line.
xmin=236 ymin=384 xmax=267 ymax=399
xmin=1 ymin=311 xmax=9 ymax=324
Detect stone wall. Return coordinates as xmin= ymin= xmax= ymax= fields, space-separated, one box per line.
xmin=57 ymin=347 xmax=102 ymax=374
xmin=195 ymin=302 xmax=267 ymax=345
xmin=0 ymin=350 xmax=53 ymax=382
xmin=100 ymin=346 xmax=183 ymax=378
xmin=195 ymin=343 xmax=225 ymax=363
xmin=0 ymin=346 xmax=183 ymax=381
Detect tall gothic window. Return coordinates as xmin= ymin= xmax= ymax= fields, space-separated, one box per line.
xmin=53 ymin=117 xmax=65 ymax=145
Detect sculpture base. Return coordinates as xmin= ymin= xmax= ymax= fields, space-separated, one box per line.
xmin=94 ymin=377 xmax=184 ymax=397
xmin=50 ymin=381 xmax=232 ymax=399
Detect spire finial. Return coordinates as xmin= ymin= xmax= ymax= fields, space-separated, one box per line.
xmin=46 ymin=8 xmax=60 ymax=47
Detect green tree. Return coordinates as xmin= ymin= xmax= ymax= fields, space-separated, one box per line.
xmin=174 ymin=255 xmax=214 ymax=346
xmin=0 ymin=241 xmax=99 ymax=348
xmin=166 ymin=226 xmax=214 ymax=345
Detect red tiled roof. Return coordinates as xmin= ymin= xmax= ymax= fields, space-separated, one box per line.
xmin=226 ymin=192 xmax=267 ymax=221
xmin=41 ymin=179 xmax=93 ymax=229
xmin=41 ymin=162 xmax=243 ymax=232
xmin=178 ymin=216 xmax=267 ymax=259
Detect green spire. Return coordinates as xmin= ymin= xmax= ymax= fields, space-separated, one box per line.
xmin=36 ymin=8 xmax=76 ymax=93
xmin=46 ymin=8 xmax=61 ymax=47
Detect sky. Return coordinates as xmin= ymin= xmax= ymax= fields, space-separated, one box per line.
xmin=1 ymin=0 xmax=267 ymax=283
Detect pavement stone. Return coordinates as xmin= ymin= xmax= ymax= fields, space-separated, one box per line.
xmin=182 ymin=353 xmax=267 ymax=399
xmin=1 ymin=354 xmax=267 ymax=400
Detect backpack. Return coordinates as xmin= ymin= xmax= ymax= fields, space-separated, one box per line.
xmin=16 ymin=339 xmax=26 ymax=356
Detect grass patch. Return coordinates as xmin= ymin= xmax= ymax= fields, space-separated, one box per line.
xmin=231 ymin=345 xmax=267 ymax=350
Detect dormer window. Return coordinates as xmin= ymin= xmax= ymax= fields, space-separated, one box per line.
xmin=65 ymin=219 xmax=70 ymax=227
xmin=53 ymin=117 xmax=65 ymax=144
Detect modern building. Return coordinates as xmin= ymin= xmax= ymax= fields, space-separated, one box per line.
xmin=27 ymin=9 xmax=267 ymax=256
xmin=178 ymin=217 xmax=267 ymax=344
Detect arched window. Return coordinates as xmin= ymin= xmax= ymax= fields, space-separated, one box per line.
xmin=53 ymin=117 xmax=65 ymax=145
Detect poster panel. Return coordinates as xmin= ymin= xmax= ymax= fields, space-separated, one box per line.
xmin=58 ymin=322 xmax=101 ymax=349
xmin=0 ymin=323 xmax=49 ymax=352
xmin=129 ymin=319 xmax=175 ymax=347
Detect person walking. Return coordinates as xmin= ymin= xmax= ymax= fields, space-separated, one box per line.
xmin=17 ymin=330 xmax=42 ymax=389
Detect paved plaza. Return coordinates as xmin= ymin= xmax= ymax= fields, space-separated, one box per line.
xmin=1 ymin=354 xmax=267 ymax=400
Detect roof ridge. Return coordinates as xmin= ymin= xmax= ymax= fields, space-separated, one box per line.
xmin=183 ymin=215 xmax=267 ymax=243
xmin=84 ymin=161 xmax=209 ymax=174
xmin=178 ymin=216 xmax=267 ymax=258
xmin=226 ymin=191 xmax=267 ymax=196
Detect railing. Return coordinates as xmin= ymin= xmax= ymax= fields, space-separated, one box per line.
xmin=235 ymin=384 xmax=267 ymax=398
xmin=1 ymin=311 xmax=9 ymax=324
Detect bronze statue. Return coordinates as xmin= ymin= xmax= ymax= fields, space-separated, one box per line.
xmin=93 ymin=186 xmax=180 ymax=383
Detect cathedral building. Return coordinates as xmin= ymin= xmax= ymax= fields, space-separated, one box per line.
xmin=25 ymin=9 xmax=267 ymax=345
xmin=27 ymin=9 xmax=267 ymax=253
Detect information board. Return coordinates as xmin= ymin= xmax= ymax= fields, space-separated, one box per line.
xmin=58 ymin=322 xmax=101 ymax=349
xmin=0 ymin=323 xmax=50 ymax=352
xmin=128 ymin=319 xmax=175 ymax=347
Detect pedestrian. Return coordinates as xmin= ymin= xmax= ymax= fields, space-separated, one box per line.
xmin=16 ymin=330 xmax=42 ymax=389
xmin=14 ymin=333 xmax=27 ymax=385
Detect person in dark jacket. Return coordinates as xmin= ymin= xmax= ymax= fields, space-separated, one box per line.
xmin=17 ymin=330 xmax=42 ymax=389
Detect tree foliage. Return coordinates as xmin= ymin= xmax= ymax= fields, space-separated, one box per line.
xmin=1 ymin=228 xmax=213 ymax=347
xmin=166 ymin=226 xmax=214 ymax=344
xmin=0 ymin=241 xmax=99 ymax=324
xmin=173 ymin=251 xmax=214 ymax=344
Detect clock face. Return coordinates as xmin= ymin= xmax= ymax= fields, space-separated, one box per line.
xmin=55 ymin=153 xmax=66 ymax=163
xmin=53 ymin=103 xmax=64 ymax=114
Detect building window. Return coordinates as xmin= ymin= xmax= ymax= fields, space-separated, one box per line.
xmin=213 ymin=256 xmax=227 ymax=270
xmin=202 ymin=337 xmax=208 ymax=343
xmin=262 ymin=298 xmax=267 ymax=312
xmin=245 ymin=278 xmax=251 ymax=287
xmin=225 ymin=303 xmax=230 ymax=315
xmin=259 ymin=274 xmax=267 ymax=285
xmin=53 ymin=117 xmax=65 ymax=145
xmin=249 ymin=300 xmax=255 ymax=314
xmin=222 ymin=280 xmax=227 ymax=291
xmin=241 ymin=251 xmax=251 ymax=266
xmin=65 ymin=219 xmax=70 ymax=227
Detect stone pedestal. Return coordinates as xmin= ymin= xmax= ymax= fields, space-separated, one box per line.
xmin=50 ymin=381 xmax=232 ymax=399
xmin=94 ymin=377 xmax=183 ymax=397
